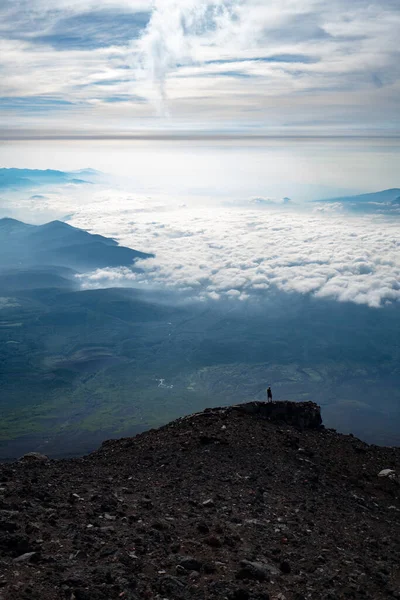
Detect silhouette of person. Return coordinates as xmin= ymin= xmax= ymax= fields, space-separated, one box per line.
xmin=267 ymin=387 xmax=272 ymax=402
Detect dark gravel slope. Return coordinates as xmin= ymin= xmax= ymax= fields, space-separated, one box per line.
xmin=0 ymin=402 xmax=399 ymax=600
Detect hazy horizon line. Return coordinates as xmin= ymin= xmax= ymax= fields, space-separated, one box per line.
xmin=2 ymin=130 xmax=400 ymax=142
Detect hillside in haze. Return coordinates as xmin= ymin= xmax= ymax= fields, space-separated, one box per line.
xmin=0 ymin=218 xmax=152 ymax=271
xmin=0 ymin=168 xmax=98 ymax=190
xmin=315 ymin=189 xmax=400 ymax=213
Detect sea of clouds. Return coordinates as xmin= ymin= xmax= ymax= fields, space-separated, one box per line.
xmin=55 ymin=188 xmax=400 ymax=309
xmin=1 ymin=179 xmax=399 ymax=308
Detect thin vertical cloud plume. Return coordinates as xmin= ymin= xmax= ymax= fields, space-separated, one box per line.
xmin=135 ymin=0 xmax=240 ymax=115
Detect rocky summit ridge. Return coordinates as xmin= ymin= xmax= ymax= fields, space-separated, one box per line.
xmin=0 ymin=401 xmax=399 ymax=600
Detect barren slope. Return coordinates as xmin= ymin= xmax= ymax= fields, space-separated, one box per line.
xmin=0 ymin=402 xmax=399 ymax=600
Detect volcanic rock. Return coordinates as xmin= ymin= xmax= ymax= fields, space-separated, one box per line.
xmin=0 ymin=401 xmax=399 ymax=600
xmin=18 ymin=452 xmax=49 ymax=462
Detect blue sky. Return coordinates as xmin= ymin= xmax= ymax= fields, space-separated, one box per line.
xmin=0 ymin=0 xmax=399 ymax=138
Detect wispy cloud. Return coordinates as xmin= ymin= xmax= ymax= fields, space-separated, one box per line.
xmin=0 ymin=0 xmax=399 ymax=135
xmin=33 ymin=9 xmax=150 ymax=51
xmin=134 ymin=0 xmax=240 ymax=115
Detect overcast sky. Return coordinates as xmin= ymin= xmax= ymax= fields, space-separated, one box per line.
xmin=1 ymin=0 xmax=399 ymax=138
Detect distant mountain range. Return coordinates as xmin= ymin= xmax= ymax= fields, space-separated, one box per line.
xmin=0 ymin=168 xmax=87 ymax=189
xmin=0 ymin=167 xmax=106 ymax=190
xmin=0 ymin=218 xmax=153 ymax=272
xmin=315 ymin=188 xmax=400 ymax=213
xmin=249 ymin=196 xmax=294 ymax=207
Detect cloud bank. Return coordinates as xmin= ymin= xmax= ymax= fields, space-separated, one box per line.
xmin=69 ymin=199 xmax=400 ymax=309
xmin=1 ymin=169 xmax=398 ymax=309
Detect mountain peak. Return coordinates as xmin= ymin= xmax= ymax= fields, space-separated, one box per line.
xmin=0 ymin=217 xmax=33 ymax=231
xmin=0 ymin=217 xmax=152 ymax=272
xmin=37 ymin=219 xmax=76 ymax=230
xmin=0 ymin=217 xmax=23 ymax=225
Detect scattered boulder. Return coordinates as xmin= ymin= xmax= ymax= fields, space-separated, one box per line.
xmin=18 ymin=452 xmax=49 ymax=463
xmin=204 ymin=534 xmax=222 ymax=548
xmin=202 ymin=498 xmax=215 ymax=507
xmin=104 ymin=513 xmax=116 ymax=521
xmin=279 ymin=560 xmax=291 ymax=574
xmin=13 ymin=551 xmax=38 ymax=563
xmin=140 ymin=497 xmax=153 ymax=508
xmin=378 ymin=469 xmax=396 ymax=479
xmin=236 ymin=560 xmax=280 ymax=581
xmin=197 ymin=521 xmax=210 ymax=534
xmin=158 ymin=574 xmax=186 ymax=595
xmin=230 ymin=588 xmax=251 ymax=600
xmin=178 ymin=556 xmax=203 ymax=572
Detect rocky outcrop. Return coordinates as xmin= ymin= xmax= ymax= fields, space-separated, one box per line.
xmin=18 ymin=452 xmax=49 ymax=462
xmin=231 ymin=401 xmax=322 ymax=430
xmin=181 ymin=401 xmax=322 ymax=431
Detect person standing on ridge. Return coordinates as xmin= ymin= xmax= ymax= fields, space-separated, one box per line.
xmin=267 ymin=387 xmax=272 ymax=402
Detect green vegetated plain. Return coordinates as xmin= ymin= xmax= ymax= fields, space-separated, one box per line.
xmin=1 ymin=279 xmax=400 ymax=458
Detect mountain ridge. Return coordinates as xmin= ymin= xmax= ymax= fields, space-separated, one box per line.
xmin=315 ymin=188 xmax=400 ymax=204
xmin=0 ymin=401 xmax=399 ymax=600
xmin=0 ymin=217 xmax=153 ymax=271
xmin=0 ymin=168 xmax=90 ymax=189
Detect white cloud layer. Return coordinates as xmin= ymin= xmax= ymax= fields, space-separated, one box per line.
xmin=67 ymin=195 xmax=400 ymax=309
